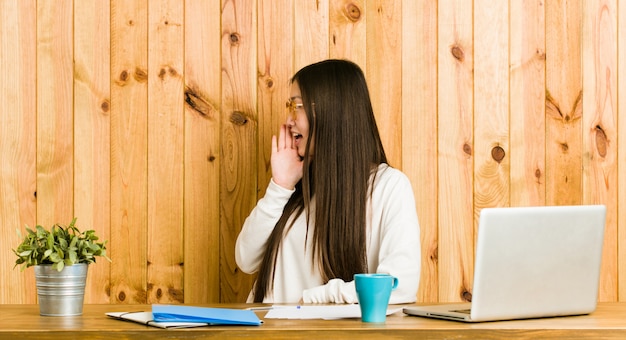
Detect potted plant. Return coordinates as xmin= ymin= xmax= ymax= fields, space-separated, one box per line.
xmin=13 ymin=218 xmax=110 ymax=316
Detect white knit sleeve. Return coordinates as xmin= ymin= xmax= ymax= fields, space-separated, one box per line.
xmin=235 ymin=179 xmax=294 ymax=274
xmin=302 ymin=279 xmax=358 ymax=304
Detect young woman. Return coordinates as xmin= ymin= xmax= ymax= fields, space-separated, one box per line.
xmin=235 ymin=59 xmax=420 ymax=304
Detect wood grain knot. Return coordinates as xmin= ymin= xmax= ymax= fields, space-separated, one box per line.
xmin=208 ymin=155 xmax=216 ymax=162
xmin=560 ymin=142 xmax=568 ymax=152
xmin=169 ymin=287 xmax=184 ymax=303
xmin=535 ymin=168 xmax=542 ymax=179
xmin=536 ymin=48 xmax=546 ymax=60
xmin=134 ymin=67 xmax=148 ymax=83
xmin=184 ymin=86 xmax=214 ymax=118
xmin=595 ymin=125 xmax=607 ymax=157
xmin=451 ymin=45 xmax=465 ymax=62
xmin=491 ymin=146 xmax=505 ymax=163
xmin=128 ymin=20 xmax=134 ymax=26
xmin=462 ymin=291 xmax=472 ymax=302
xmin=462 ymin=143 xmax=472 ymax=156
xmin=344 ymin=3 xmax=362 ymax=22
xmin=230 ymin=33 xmax=240 ymax=45
xmin=430 ymin=245 xmax=438 ymax=262
xmin=230 ymin=111 xmax=248 ymax=125
xmin=101 ymin=100 xmax=110 ymax=113
xmin=266 ymin=78 xmax=274 ymax=89
xmin=156 ymin=288 xmax=163 ymax=299
xmin=119 ymin=70 xmax=129 ymax=83
xmin=118 ymin=291 xmax=126 ymax=302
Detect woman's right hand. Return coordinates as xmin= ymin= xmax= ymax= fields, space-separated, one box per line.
xmin=271 ymin=124 xmax=303 ymax=190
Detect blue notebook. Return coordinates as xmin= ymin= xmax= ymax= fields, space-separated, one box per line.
xmin=152 ymin=305 xmax=262 ymax=326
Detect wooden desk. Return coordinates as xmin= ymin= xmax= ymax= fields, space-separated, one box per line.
xmin=1 ymin=303 xmax=626 ymax=339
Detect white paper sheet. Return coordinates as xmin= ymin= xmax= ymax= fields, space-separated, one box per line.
xmin=106 ymin=312 xmax=209 ymax=329
xmin=263 ymin=304 xmax=401 ymax=320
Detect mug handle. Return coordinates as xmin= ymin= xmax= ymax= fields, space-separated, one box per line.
xmin=391 ymin=276 xmax=399 ymax=290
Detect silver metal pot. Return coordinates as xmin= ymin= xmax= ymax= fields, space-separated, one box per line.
xmin=34 ymin=263 xmax=88 ymax=316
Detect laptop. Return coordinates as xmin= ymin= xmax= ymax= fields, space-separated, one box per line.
xmin=403 ymin=205 xmax=606 ymax=322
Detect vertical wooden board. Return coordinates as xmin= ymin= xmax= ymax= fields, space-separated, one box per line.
xmin=36 ymin=0 xmax=74 ymax=227
xmin=329 ymin=0 xmax=366 ymax=69
xmin=366 ymin=0 xmax=402 ymax=167
xmin=437 ymin=0 xmax=474 ymax=302
xmin=221 ymin=0 xmax=258 ymax=303
xmin=146 ymin=0 xmax=185 ymax=304
xmin=545 ymin=0 xmax=583 ymax=206
xmin=0 ymin=0 xmax=37 ymax=304
xmin=257 ymin=0 xmax=293 ymax=198
xmin=402 ymin=0 xmax=438 ymax=303
xmin=110 ymin=0 xmax=149 ymax=304
xmin=294 ymin=0 xmax=329 ymax=70
xmin=183 ymin=0 xmax=222 ymax=304
xmin=73 ymin=0 xmax=112 ymax=304
xmin=582 ymin=0 xmax=617 ymax=302
xmin=473 ymin=0 xmax=509 ymax=211
xmin=619 ymin=0 xmax=626 ymax=303
xmin=509 ymin=0 xmax=546 ymax=207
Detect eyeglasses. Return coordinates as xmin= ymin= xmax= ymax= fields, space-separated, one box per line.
xmin=286 ymin=98 xmax=304 ymax=119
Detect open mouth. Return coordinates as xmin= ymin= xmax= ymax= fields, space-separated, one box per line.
xmin=291 ymin=132 xmax=302 ymax=147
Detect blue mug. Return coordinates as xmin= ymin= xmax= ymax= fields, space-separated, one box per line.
xmin=354 ymin=273 xmax=399 ymax=323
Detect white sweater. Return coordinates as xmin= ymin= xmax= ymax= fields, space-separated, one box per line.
xmin=235 ymin=164 xmax=421 ymax=304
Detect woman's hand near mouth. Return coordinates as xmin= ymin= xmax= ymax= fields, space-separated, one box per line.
xmin=271 ymin=124 xmax=304 ymax=190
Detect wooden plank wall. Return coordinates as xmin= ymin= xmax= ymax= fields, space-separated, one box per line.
xmin=0 ymin=0 xmax=623 ymax=304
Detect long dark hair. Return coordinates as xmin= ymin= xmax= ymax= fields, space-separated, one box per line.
xmin=253 ymin=59 xmax=388 ymax=302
